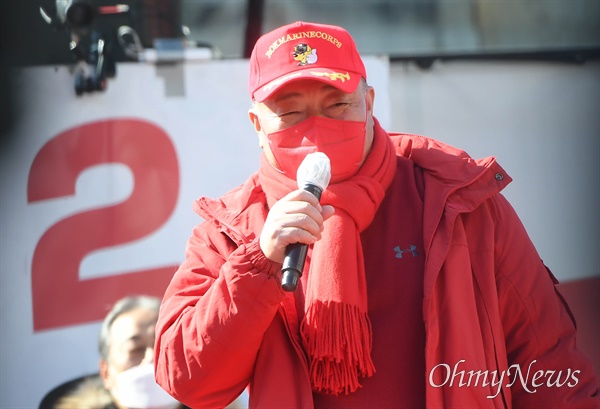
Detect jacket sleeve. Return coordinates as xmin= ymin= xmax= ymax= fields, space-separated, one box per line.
xmin=492 ymin=194 xmax=599 ymax=407
xmin=154 ymin=221 xmax=285 ymax=408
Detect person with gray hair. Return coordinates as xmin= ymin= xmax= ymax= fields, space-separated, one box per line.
xmin=45 ymin=295 xmax=248 ymax=409
xmin=98 ymin=295 xmax=161 ymax=367
xmin=97 ymin=295 xmax=183 ymax=409
xmin=52 ymin=295 xmax=184 ymax=409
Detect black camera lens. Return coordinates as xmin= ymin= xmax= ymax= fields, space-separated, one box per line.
xmin=66 ymin=2 xmax=94 ymax=28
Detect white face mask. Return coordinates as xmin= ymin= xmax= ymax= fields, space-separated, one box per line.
xmin=111 ymin=363 xmax=180 ymax=409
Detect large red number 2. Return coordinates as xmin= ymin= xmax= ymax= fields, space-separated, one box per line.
xmin=28 ymin=119 xmax=180 ymax=332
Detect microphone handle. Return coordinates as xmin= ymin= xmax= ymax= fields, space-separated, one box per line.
xmin=281 ymin=183 xmax=323 ymax=292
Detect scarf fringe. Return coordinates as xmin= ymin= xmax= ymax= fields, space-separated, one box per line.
xmin=301 ymin=300 xmax=375 ymax=395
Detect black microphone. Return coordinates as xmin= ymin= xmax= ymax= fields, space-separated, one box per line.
xmin=281 ymin=152 xmax=331 ymax=292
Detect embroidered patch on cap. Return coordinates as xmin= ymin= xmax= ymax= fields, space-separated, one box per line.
xmin=293 ymin=43 xmax=318 ymax=66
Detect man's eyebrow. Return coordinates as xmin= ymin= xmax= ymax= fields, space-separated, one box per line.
xmin=116 ymin=333 xmax=141 ymax=346
xmin=273 ymin=91 xmax=302 ymax=103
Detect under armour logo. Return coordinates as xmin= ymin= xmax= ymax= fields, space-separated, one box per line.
xmin=394 ymin=245 xmax=418 ymax=259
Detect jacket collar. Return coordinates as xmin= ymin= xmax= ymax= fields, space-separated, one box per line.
xmin=390 ymin=131 xmax=512 ymax=213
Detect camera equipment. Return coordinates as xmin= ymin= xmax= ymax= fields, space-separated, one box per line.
xmin=39 ymin=0 xmax=213 ymax=95
xmin=39 ymin=0 xmax=128 ymax=95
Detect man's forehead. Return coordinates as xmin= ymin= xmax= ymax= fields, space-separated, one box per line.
xmin=109 ymin=309 xmax=157 ymax=344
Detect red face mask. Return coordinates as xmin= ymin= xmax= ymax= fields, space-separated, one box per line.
xmin=266 ymin=115 xmax=367 ymax=183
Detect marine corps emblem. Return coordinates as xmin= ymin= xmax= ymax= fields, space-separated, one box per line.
xmin=292 ymin=43 xmax=318 ymax=66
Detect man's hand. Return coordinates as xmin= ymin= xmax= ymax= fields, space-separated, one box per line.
xmin=260 ymin=190 xmax=335 ymax=263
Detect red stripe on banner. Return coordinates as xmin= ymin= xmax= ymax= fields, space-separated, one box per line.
xmin=557 ymin=275 xmax=600 ymax=379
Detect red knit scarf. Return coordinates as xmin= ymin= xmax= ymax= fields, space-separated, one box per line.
xmin=258 ymin=123 xmax=397 ymax=395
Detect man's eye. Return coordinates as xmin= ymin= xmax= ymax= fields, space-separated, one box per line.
xmin=330 ymin=102 xmax=349 ymax=109
xmin=280 ymin=111 xmax=300 ymax=117
xmin=130 ymin=346 xmax=146 ymax=357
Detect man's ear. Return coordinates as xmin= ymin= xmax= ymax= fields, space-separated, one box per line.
xmin=99 ymin=358 xmax=112 ymax=389
xmin=248 ymin=107 xmax=268 ymax=150
xmin=248 ymin=108 xmax=262 ymax=133
xmin=366 ymin=86 xmax=375 ymax=115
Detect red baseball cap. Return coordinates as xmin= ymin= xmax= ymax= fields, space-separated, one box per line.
xmin=249 ymin=21 xmax=367 ymax=102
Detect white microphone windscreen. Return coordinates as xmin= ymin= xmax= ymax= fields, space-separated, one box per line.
xmin=296 ymin=152 xmax=331 ymax=191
